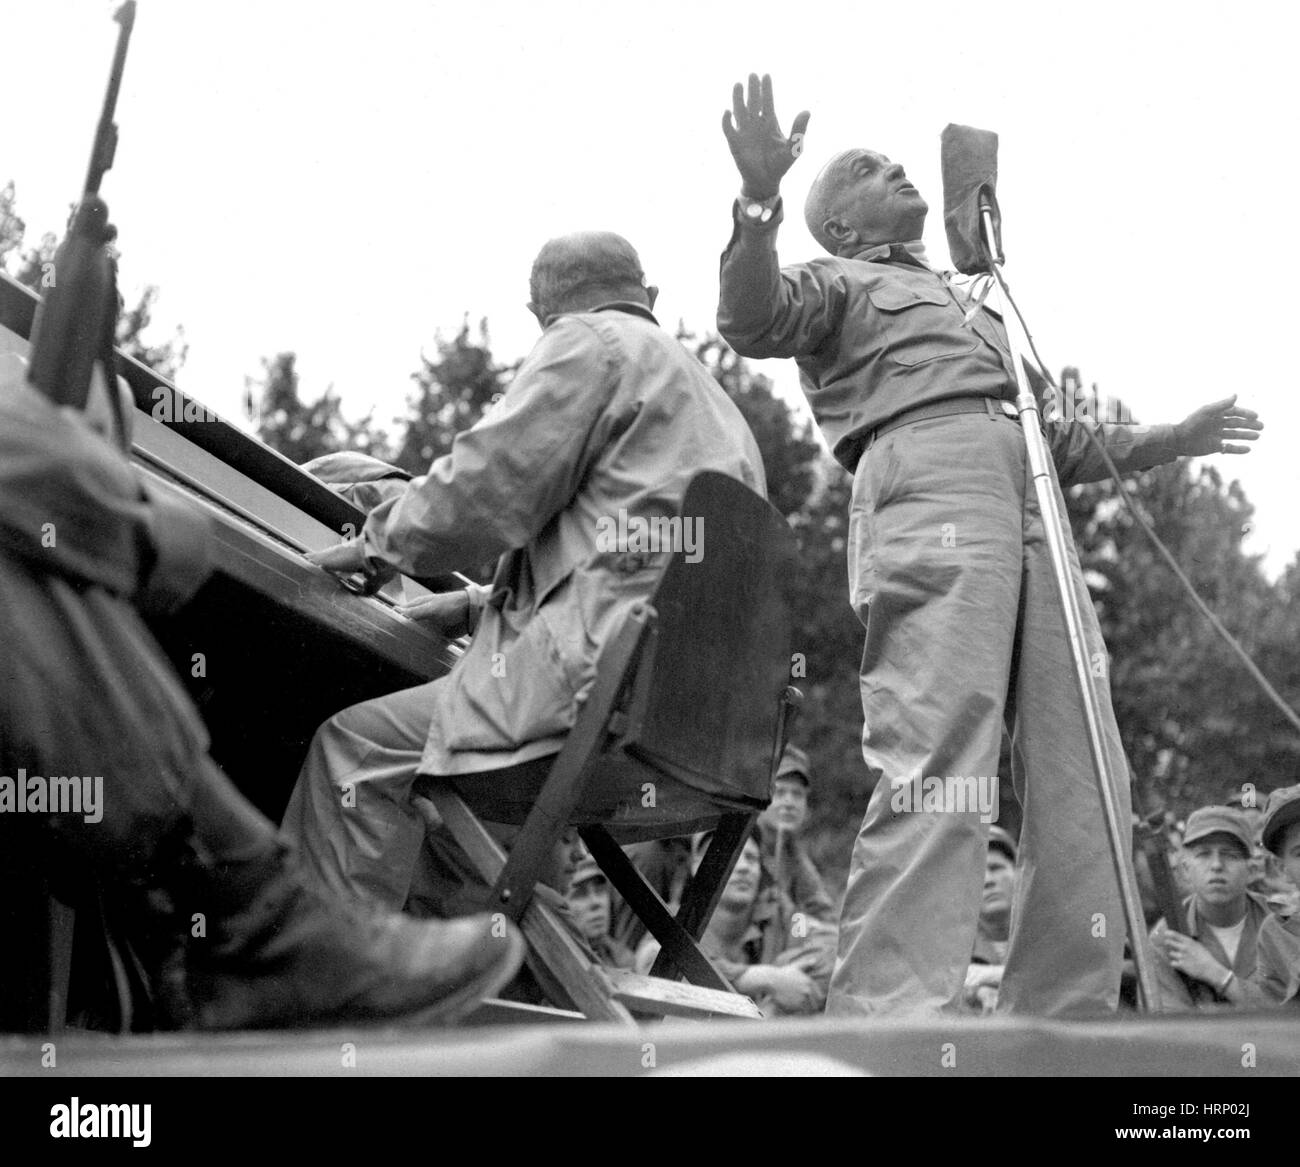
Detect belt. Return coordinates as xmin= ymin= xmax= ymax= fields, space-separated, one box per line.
xmin=867 ymin=396 xmax=1019 ymax=449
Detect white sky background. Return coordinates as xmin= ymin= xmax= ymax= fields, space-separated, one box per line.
xmin=5 ymin=0 xmax=1297 ymax=574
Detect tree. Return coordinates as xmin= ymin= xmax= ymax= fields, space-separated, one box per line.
xmin=679 ymin=328 xmax=822 ymax=519
xmin=250 ymin=352 xmax=388 ymax=465
xmin=1066 ymin=449 xmax=1300 ymax=816
xmin=0 ymin=181 xmax=25 ymax=269
xmin=393 ymin=317 xmax=517 ymax=476
xmin=1 ymin=180 xmax=188 ymax=381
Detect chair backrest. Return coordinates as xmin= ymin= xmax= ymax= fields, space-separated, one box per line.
xmin=620 ymin=471 xmax=798 ymax=806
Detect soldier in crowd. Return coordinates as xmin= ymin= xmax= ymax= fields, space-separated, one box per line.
xmin=1221 ymin=786 xmax=1297 ymax=913
xmin=636 ymin=827 xmax=835 ymax=1017
xmin=757 ymin=745 xmax=835 ymax=925
xmin=566 ymin=849 xmax=637 ymax=971
xmin=963 ymin=827 xmax=1017 ymax=1014
xmin=1229 ymin=786 xmax=1300 ymax=1006
xmin=1150 ymin=806 xmax=1271 ymax=1010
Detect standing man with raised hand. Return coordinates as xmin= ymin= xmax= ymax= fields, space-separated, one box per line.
xmin=715 ymin=73 xmax=1264 ymax=1017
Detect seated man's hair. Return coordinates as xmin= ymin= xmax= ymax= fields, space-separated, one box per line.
xmin=530 ymin=231 xmax=646 ymax=313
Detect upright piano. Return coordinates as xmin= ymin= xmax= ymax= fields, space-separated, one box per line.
xmin=0 ymin=272 xmax=464 ymax=819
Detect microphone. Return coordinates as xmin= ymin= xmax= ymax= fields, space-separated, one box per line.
xmin=941 ymin=123 xmax=1002 ymax=275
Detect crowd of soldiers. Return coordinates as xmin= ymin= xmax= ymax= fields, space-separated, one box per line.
xmin=559 ymin=755 xmax=1300 ymax=1017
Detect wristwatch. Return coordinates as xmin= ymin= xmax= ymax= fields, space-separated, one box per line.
xmin=738 ymin=191 xmax=780 ymax=224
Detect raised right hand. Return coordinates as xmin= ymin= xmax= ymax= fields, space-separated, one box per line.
xmin=721 ymin=73 xmax=810 ymax=200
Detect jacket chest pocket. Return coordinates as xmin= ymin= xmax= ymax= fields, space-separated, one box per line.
xmin=865 ymin=282 xmax=980 ymax=368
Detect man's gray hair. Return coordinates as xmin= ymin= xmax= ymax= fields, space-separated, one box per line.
xmin=530 ymin=232 xmax=646 ymax=314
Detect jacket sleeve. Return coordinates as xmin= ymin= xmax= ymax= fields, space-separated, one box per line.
xmin=791 ymin=848 xmax=836 ymax=923
xmin=1021 ymin=362 xmax=1183 ymax=488
xmin=1045 ymin=417 xmax=1183 ymax=489
xmin=717 ymin=201 xmax=846 ymax=359
xmin=1241 ymin=918 xmax=1298 ymax=1006
xmin=362 ymin=317 xmax=621 ymax=579
xmin=0 ymin=376 xmax=211 ymax=608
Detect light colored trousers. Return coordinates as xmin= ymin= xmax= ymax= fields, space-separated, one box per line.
xmin=827 ymin=410 xmax=1132 ymax=1018
xmin=281 ymin=681 xmax=486 ymax=917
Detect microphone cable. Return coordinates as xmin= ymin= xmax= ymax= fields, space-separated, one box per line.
xmin=987 ymin=262 xmax=1300 ymax=737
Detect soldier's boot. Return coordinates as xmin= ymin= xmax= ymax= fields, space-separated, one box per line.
xmin=171 ymin=757 xmax=526 ymax=1029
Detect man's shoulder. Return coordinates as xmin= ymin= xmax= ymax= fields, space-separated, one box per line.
xmin=781 ymin=254 xmax=857 ymax=281
xmin=1260 ymin=906 xmax=1300 ymax=935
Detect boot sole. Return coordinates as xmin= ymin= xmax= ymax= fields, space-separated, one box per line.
xmin=194 ymin=928 xmax=530 ymax=1032
xmin=398 ymin=927 xmax=528 ymax=1027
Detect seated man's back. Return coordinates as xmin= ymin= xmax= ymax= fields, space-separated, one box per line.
xmin=283 ymin=231 xmax=766 ymax=914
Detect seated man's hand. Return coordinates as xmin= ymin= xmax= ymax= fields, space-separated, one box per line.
xmin=306 ymin=539 xmax=368 ymax=573
xmin=306 ymin=538 xmax=397 ymax=595
xmin=722 ymin=73 xmax=810 ymax=200
xmin=1174 ymin=395 xmax=1263 ymax=456
xmin=397 ymin=589 xmax=473 ymax=638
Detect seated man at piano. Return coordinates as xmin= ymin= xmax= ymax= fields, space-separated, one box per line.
xmin=283 ymin=231 xmax=767 ymax=913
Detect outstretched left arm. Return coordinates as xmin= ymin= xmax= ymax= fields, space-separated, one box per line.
xmin=1046 ymin=392 xmax=1263 ymax=489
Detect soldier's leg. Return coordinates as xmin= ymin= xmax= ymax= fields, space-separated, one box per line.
xmin=827 ymin=413 xmax=1025 ymax=1017
xmin=281 ymin=680 xmax=441 ymax=911
xmin=998 ymin=466 xmax=1131 ymax=1016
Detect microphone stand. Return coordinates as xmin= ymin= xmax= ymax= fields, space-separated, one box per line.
xmin=978 ymin=202 xmax=1162 ymax=1013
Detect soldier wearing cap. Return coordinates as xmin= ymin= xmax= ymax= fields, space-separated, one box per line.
xmin=566 ymin=849 xmax=637 ymax=971
xmin=1150 ymin=806 xmax=1270 ymax=1010
xmin=633 ymin=825 xmax=836 ymax=1016
xmin=758 ymin=744 xmax=835 ymax=928
xmin=963 ymin=826 xmax=1017 ymax=1013
xmin=1234 ymin=785 xmax=1300 ymax=1006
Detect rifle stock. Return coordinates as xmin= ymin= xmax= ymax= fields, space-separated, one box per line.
xmin=1134 ymin=813 xmax=1215 ymax=1005
xmin=26 ymin=2 xmax=136 ymax=415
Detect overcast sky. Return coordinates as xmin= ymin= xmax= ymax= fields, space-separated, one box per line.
xmin=5 ymin=0 xmax=1297 ymax=574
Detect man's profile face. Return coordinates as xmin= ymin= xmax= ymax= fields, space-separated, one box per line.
xmin=825 ymin=149 xmax=928 ymax=248
xmin=761 ymin=777 xmax=809 ymax=834
xmin=1278 ymin=822 xmax=1300 ymax=892
xmin=567 ymin=874 xmax=612 ymax=942
xmin=981 ymin=849 xmax=1016 ymax=920
xmin=1184 ymin=836 xmax=1251 ymax=907
xmin=719 ymin=838 xmax=763 ymax=912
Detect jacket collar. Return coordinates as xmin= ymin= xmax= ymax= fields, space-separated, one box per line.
xmin=1184 ymin=889 xmax=1271 ymax=939
xmin=545 ymin=300 xmax=659 ymax=327
xmin=845 ymin=238 xmax=933 ymax=270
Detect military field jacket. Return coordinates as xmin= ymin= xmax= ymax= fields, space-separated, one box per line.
xmin=718 ymin=201 xmax=1182 ymax=482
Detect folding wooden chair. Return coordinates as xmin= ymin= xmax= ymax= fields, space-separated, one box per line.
xmin=421 ymin=471 xmax=801 ymax=1023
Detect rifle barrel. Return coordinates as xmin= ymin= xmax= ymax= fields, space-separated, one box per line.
xmin=84 ymin=1 xmax=137 ymax=195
